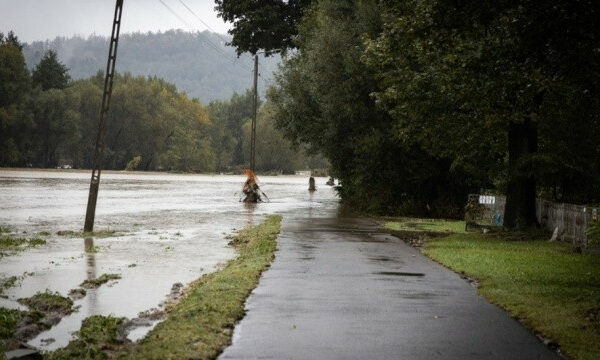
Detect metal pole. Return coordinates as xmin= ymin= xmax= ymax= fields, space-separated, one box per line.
xmin=84 ymin=0 xmax=124 ymax=232
xmin=250 ymin=54 xmax=258 ymax=172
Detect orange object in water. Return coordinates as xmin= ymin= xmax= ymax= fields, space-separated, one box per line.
xmin=242 ymin=169 xmax=261 ymax=202
xmin=243 ymin=169 xmax=257 ymax=183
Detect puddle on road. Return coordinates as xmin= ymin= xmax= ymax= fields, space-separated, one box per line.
xmin=0 ymin=170 xmax=339 ymax=351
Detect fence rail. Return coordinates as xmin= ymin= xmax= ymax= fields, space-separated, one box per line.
xmin=468 ymin=194 xmax=599 ymax=246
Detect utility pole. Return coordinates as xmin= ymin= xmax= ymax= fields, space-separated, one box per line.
xmin=84 ymin=0 xmax=124 ymax=232
xmin=250 ymin=54 xmax=258 ymax=172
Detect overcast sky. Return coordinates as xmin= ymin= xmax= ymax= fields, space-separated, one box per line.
xmin=0 ymin=0 xmax=232 ymax=43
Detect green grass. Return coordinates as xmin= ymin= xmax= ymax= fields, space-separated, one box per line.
xmin=419 ymin=231 xmax=600 ymax=360
xmin=18 ymin=290 xmax=74 ymax=315
xmin=0 ymin=307 xmax=26 ymax=353
xmin=45 ymin=315 xmax=127 ymax=360
xmin=0 ymin=276 xmax=19 ymax=296
xmin=0 ymin=235 xmax=47 ymax=257
xmin=384 ymin=217 xmax=466 ymax=233
xmin=48 ymin=215 xmax=282 ymax=360
xmin=80 ymin=274 xmax=121 ymax=289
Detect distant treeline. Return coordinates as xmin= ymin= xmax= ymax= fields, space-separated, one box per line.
xmin=22 ymin=30 xmax=280 ymax=104
xmin=0 ymin=32 xmax=326 ymax=173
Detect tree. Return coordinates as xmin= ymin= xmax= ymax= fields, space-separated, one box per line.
xmin=242 ymin=103 xmax=303 ymax=173
xmin=0 ymin=31 xmax=34 ymax=166
xmin=214 ymin=0 xmax=312 ymax=55
xmin=208 ymin=90 xmax=258 ymax=169
xmin=269 ymin=0 xmax=452 ymax=214
xmin=364 ymin=0 xmax=600 ymax=227
xmin=67 ymin=73 xmax=214 ymax=172
xmin=32 ymin=50 xmax=70 ymax=90
xmin=31 ymin=88 xmax=80 ymax=167
xmin=207 ymin=100 xmax=237 ymax=172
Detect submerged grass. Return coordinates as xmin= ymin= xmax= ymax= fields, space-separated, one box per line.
xmin=1 ymin=291 xmax=74 ymax=353
xmin=0 ymin=276 xmax=19 ymax=296
xmin=56 ymin=229 xmax=121 ymax=238
xmin=18 ymin=290 xmax=74 ymax=315
xmin=0 ymin=307 xmax=26 ymax=353
xmin=0 ymin=235 xmax=46 ymax=257
xmin=48 ymin=215 xmax=282 ymax=360
xmin=384 ymin=219 xmax=600 ymax=360
xmin=80 ymin=274 xmax=121 ymax=289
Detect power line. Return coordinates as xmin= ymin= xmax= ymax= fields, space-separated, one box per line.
xmin=158 ymin=0 xmax=194 ymax=31
xmin=157 ymin=0 xmax=242 ymax=68
xmin=176 ymin=0 xmax=219 ymax=35
xmin=158 ymin=0 xmax=272 ymax=89
xmin=174 ymin=0 xmax=256 ymax=70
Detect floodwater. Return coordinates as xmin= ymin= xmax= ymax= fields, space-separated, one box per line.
xmin=0 ymin=169 xmax=338 ymax=351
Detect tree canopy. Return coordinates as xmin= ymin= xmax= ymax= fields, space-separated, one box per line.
xmin=32 ymin=50 xmax=70 ymax=90
xmin=262 ymin=0 xmax=600 ymax=225
xmin=0 ymin=32 xmax=33 ymax=166
xmin=214 ymin=0 xmax=312 ymax=55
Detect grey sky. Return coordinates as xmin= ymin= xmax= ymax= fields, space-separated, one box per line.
xmin=0 ymin=0 xmax=232 ymax=43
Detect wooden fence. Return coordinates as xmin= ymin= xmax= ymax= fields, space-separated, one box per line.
xmin=468 ymin=194 xmax=599 ymax=246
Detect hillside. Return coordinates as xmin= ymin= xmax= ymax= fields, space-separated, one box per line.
xmin=22 ymin=30 xmax=280 ymax=103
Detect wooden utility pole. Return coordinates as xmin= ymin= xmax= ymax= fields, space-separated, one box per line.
xmin=250 ymin=54 xmax=258 ymax=172
xmin=84 ymin=0 xmax=124 ymax=232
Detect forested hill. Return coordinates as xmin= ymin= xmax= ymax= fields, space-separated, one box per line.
xmin=22 ymin=30 xmax=280 ymax=103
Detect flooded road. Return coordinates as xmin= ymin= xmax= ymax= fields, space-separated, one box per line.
xmin=0 ymin=169 xmax=338 ymax=350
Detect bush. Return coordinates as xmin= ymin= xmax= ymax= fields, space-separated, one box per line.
xmin=586 ymin=220 xmax=600 ymax=245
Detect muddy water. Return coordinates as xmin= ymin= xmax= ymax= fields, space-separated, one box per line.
xmin=0 ymin=169 xmax=338 ymax=350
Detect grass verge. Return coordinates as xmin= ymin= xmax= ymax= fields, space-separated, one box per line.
xmin=384 ymin=218 xmax=600 ymax=360
xmin=48 ymin=215 xmax=282 ymax=359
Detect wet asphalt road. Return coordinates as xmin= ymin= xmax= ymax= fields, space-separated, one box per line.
xmin=219 ymin=216 xmax=560 ymax=360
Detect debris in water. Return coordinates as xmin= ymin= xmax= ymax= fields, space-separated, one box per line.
xmin=308 ymin=176 xmax=316 ymax=191
xmin=41 ymin=337 xmax=55 ymax=345
xmin=241 ymin=169 xmax=268 ymax=203
xmin=68 ymin=288 xmax=87 ymax=300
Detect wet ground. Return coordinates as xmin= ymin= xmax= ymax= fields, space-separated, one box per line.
xmin=0 ymin=169 xmax=338 ymax=351
xmin=220 ymin=216 xmax=560 ymax=360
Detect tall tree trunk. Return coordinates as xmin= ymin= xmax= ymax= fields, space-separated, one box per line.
xmin=503 ymin=118 xmax=538 ymax=230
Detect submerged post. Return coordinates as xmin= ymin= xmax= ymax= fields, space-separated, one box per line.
xmin=84 ymin=0 xmax=124 ymax=232
xmin=250 ymin=54 xmax=258 ymax=172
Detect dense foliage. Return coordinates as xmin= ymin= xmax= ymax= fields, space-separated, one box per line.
xmin=260 ymin=0 xmax=600 ymax=224
xmin=1 ymin=31 xmax=318 ymax=173
xmin=215 ymin=0 xmax=312 ymax=55
xmin=365 ymin=0 xmax=600 ymax=227
xmin=0 ymin=32 xmax=33 ymax=166
xmin=22 ymin=30 xmax=280 ymax=103
xmin=208 ymin=90 xmax=327 ymax=173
